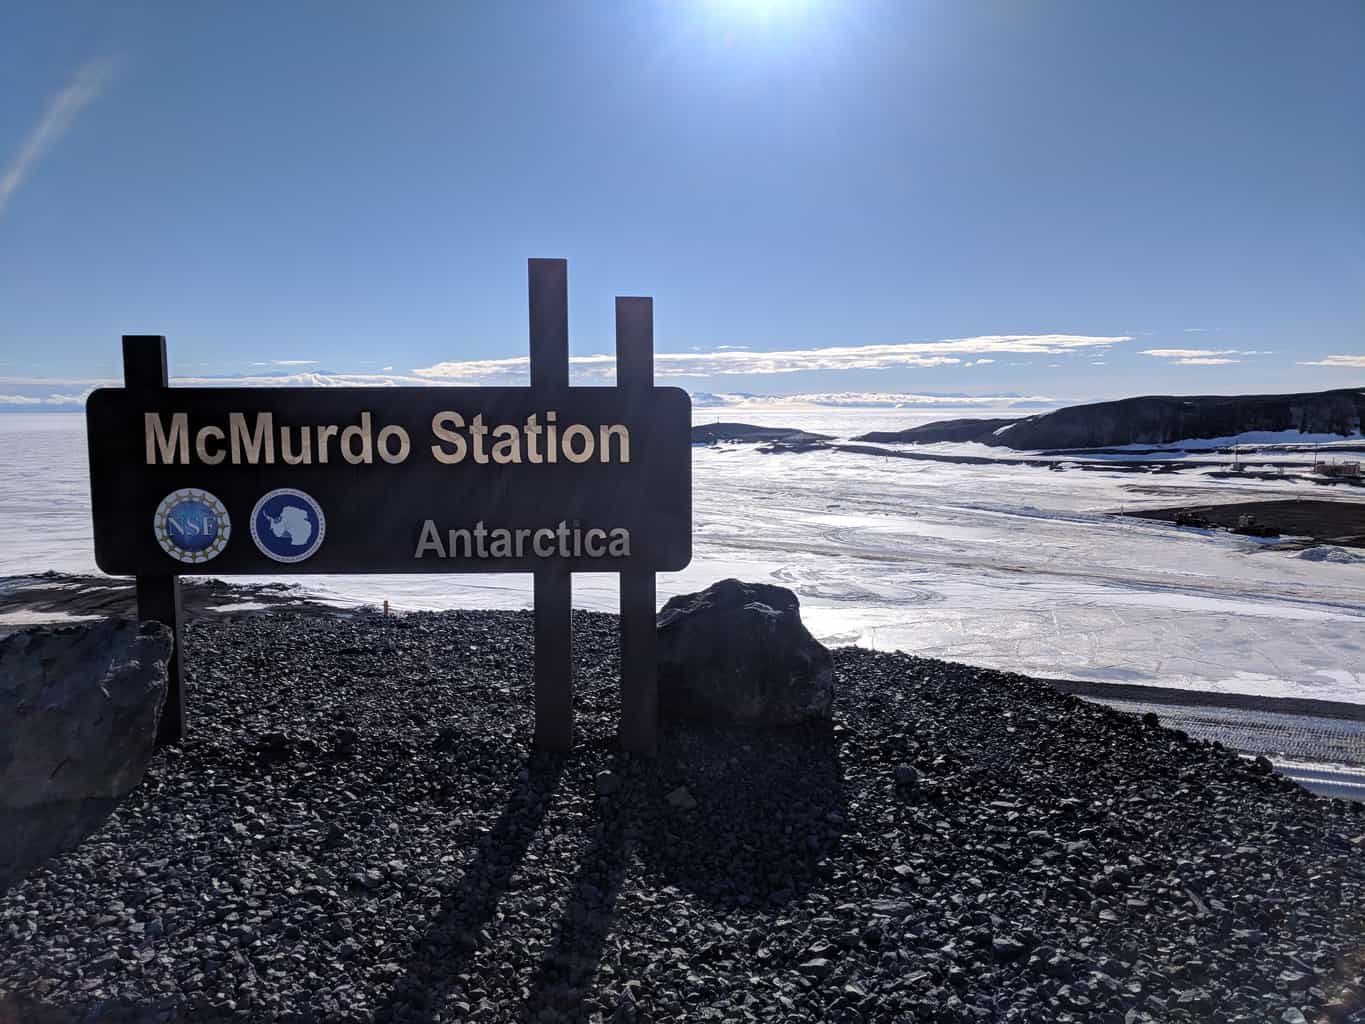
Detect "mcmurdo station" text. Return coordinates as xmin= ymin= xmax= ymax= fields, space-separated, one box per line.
xmin=144 ymin=411 xmax=632 ymax=467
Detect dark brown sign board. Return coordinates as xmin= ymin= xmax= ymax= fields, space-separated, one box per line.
xmin=87 ymin=259 xmax=691 ymax=754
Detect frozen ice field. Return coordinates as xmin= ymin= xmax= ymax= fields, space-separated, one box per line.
xmin=2 ymin=409 xmax=1362 ymax=704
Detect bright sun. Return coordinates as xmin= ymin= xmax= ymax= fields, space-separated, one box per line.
xmin=685 ymin=0 xmax=833 ymax=51
xmin=704 ymin=0 xmax=817 ymax=22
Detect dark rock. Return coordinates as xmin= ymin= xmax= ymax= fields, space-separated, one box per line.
xmin=690 ymin=423 xmax=832 ymax=446
xmin=859 ymin=387 xmax=1365 ymax=450
xmin=797 ymin=958 xmax=834 ymax=980
xmin=331 ymin=727 xmax=359 ymax=754
xmin=656 ymin=579 xmax=834 ymax=726
xmin=855 ymin=417 xmax=1020 ymax=444
xmin=665 ymin=786 xmax=697 ymax=810
xmin=893 ymin=765 xmax=919 ymax=787
xmin=993 ymin=936 xmax=1026 ymax=961
xmin=0 ymin=620 xmax=172 ymax=890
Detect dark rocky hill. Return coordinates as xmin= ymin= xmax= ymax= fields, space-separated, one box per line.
xmin=692 ymin=422 xmax=832 ymax=445
xmin=855 ymin=387 xmax=1365 ymax=450
xmin=856 ymin=417 xmax=1018 ymax=444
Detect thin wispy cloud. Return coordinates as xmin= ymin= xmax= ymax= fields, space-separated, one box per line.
xmin=0 ymin=55 xmax=121 ymax=218
xmin=0 ymin=391 xmax=92 ymax=405
xmin=691 ymin=391 xmax=1055 ymax=410
xmin=0 ymin=370 xmax=449 ymax=399
xmin=1140 ymin=347 xmax=1272 ymax=366
xmin=5 ymin=334 xmax=1123 ymax=397
xmin=1296 ymin=354 xmax=1365 ymax=368
xmin=0 ymin=371 xmax=1060 ymax=411
xmin=177 ymin=370 xmax=446 ymax=387
xmin=0 ymin=375 xmax=118 ymax=387
xmin=414 ymin=334 xmax=1131 ymax=382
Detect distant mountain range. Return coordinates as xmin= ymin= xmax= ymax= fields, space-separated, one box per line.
xmin=855 ymin=387 xmax=1365 ymax=450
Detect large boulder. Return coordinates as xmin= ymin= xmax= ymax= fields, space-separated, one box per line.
xmin=656 ymin=579 xmax=834 ymax=726
xmin=0 ymin=620 xmax=172 ymax=890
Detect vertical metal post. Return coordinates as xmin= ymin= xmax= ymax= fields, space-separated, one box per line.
xmin=615 ymin=297 xmax=657 ymax=755
xmin=122 ymin=335 xmax=186 ymax=747
xmin=528 ymin=260 xmax=574 ymax=752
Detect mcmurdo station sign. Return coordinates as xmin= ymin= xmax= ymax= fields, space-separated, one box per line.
xmin=92 ymin=388 xmax=689 ymax=573
xmin=87 ymin=260 xmax=692 ymax=754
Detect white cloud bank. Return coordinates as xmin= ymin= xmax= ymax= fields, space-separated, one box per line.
xmin=0 ymin=333 xmax=1129 ymax=405
xmin=0 ymin=391 xmax=92 ymax=405
xmin=0 ymin=56 xmax=121 ymax=218
xmin=691 ymin=391 xmax=1054 ymax=410
xmin=413 ymin=334 xmax=1130 ymax=382
xmin=1297 ymin=354 xmax=1365 ymax=368
xmin=1140 ymin=348 xmax=1272 ymax=366
xmin=0 ymin=370 xmax=1055 ymax=413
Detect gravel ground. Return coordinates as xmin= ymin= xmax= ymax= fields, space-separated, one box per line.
xmin=2 ymin=609 xmax=1365 ymax=1024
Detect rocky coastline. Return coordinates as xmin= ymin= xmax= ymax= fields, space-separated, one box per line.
xmin=2 ymin=608 xmax=1363 ymax=1023
xmin=853 ymin=388 xmax=1365 ymax=451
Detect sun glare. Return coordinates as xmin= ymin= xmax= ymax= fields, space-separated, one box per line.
xmin=701 ymin=0 xmax=821 ymax=27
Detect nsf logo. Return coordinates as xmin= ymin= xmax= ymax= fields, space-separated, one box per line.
xmin=153 ymin=489 xmax=230 ymax=564
xmin=250 ymin=488 xmax=326 ymax=563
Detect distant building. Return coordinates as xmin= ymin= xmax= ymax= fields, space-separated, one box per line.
xmin=1318 ymin=461 xmax=1362 ymax=478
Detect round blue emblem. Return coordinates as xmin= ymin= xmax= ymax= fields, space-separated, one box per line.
xmin=250 ymin=488 xmax=326 ymax=563
xmin=154 ymin=489 xmax=230 ymax=564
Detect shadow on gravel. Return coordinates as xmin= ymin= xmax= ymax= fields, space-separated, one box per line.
xmin=0 ymin=993 xmax=176 ymax=1024
xmin=635 ymin=721 xmax=848 ymax=910
xmin=521 ymin=725 xmax=848 ymax=1020
xmin=371 ymin=751 xmax=565 ymax=1024
xmin=0 ymin=800 xmax=120 ymax=898
xmin=523 ymin=754 xmax=635 ymax=1022
xmin=0 ymin=571 xmax=349 ymax=627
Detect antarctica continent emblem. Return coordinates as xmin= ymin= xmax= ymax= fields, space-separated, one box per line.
xmin=250 ymin=488 xmax=326 ymax=563
xmin=154 ymin=488 xmax=230 ymax=564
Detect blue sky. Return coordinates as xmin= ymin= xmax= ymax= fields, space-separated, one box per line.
xmin=1 ymin=0 xmax=1361 ymax=409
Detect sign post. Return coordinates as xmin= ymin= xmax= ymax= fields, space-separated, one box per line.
xmin=528 ymin=259 xmax=575 ymax=752
xmin=616 ymin=296 xmax=658 ymax=756
xmin=122 ymin=335 xmax=187 ymax=746
xmin=89 ymin=260 xmax=691 ymax=754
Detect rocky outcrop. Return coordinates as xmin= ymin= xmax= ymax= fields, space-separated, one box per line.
xmin=656 ymin=579 xmax=834 ymax=726
xmin=854 ymin=387 xmax=1365 ymax=450
xmin=691 ymin=422 xmax=832 ymax=446
xmin=0 ymin=620 xmax=172 ymax=889
xmin=856 ymin=417 xmax=1019 ymax=444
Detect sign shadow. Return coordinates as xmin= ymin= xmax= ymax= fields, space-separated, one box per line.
xmin=521 ymin=723 xmax=848 ymax=1019
xmin=633 ymin=721 xmax=849 ymax=910
xmin=368 ymin=750 xmax=565 ymax=1024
